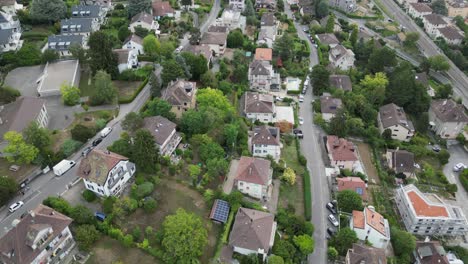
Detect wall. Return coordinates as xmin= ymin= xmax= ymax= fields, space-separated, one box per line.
xmin=252 ymin=144 xmax=281 ymax=161
xmin=237 ymin=180 xmax=264 ymax=199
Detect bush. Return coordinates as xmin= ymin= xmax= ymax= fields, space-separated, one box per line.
xmin=95 ymin=118 xmax=107 ymax=130
xmin=132 ymin=182 xmax=154 ymax=199
xmin=437 ymin=149 xmax=450 ymax=165
xmin=70 ymin=205 xmax=95 ymax=225
xmin=298 ymin=155 xmax=307 ymax=165
xmin=0 ymin=86 xmax=21 ymax=104
xmin=102 ymin=196 xmax=116 ymax=214
xmin=83 ymin=189 xmax=98 ymax=202
xmin=61 ymin=139 xmax=83 ymax=156
xmin=303 ymin=170 xmax=312 ymax=220
xmin=143 ymin=197 xmax=157 ymax=213
xmin=0 ymin=176 xmax=18 ymax=206
xmin=71 ymin=124 xmax=96 ymax=143
xmin=74 ymin=224 xmax=100 ymax=251
xmin=43 ymin=197 xmax=72 ymax=215
xmin=132 ymin=226 xmax=142 ymax=241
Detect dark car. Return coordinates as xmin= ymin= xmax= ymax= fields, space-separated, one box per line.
xmin=326 ymin=202 xmax=337 ymax=214
xmin=82 ymin=146 xmax=93 ymax=156
xmin=327 ymin=227 xmax=337 ymax=236
xmin=432 ymin=144 xmax=441 ymax=152
xmin=293 ymin=129 xmax=304 ymax=139
xmin=95 ymin=212 xmax=106 ymax=222
xmin=92 ymin=138 xmax=103 ymax=147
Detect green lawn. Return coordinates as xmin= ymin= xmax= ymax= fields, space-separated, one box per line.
xmin=0 ymin=158 xmax=38 ymax=183
xmin=79 ymin=71 xmax=95 ymax=97
xmin=279 ymin=141 xmax=305 ymax=216
xmin=86 ymin=236 xmax=157 ymax=264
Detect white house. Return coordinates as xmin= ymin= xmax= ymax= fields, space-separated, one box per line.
xmin=350 ymin=206 xmax=391 ymax=249
xmin=122 ymin=34 xmax=144 ymax=55
xmin=329 ymin=0 xmax=357 ymax=13
xmin=408 ymin=3 xmax=432 ymax=19
xmin=200 ymin=26 xmax=228 ymax=56
xmin=142 ymin=115 xmax=182 ymax=156
xmin=0 ymin=27 xmax=21 ymax=52
xmin=0 ymin=11 xmax=20 ymax=30
xmin=229 ymin=0 xmax=245 ymax=11
xmin=378 ymin=103 xmax=415 ymax=142
xmin=329 ymin=44 xmax=355 ymax=70
xmin=326 ymin=135 xmax=358 ymax=170
xmin=248 ymin=60 xmax=280 ymax=91
xmin=233 ymin=156 xmax=272 ymax=200
xmin=242 ymin=92 xmax=276 ymax=123
xmin=436 ymin=26 xmax=464 ymax=45
xmin=216 ymin=8 xmax=246 ymax=32
xmin=114 ymin=48 xmax=139 ymax=73
xmin=129 ymin=12 xmax=159 ymax=34
xmin=251 ymin=126 xmax=281 ymax=161
xmin=423 ymin=14 xmax=447 ymax=37
xmin=79 ymin=149 xmax=136 ymax=197
xmin=429 ymin=99 xmax=468 ymax=139
xmin=228 ymin=208 xmax=276 ymax=261
xmin=0 ymin=0 xmax=23 ymax=15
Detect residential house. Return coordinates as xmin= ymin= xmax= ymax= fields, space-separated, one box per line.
xmin=386 ymin=149 xmax=415 ymax=178
xmin=329 ymin=75 xmax=352 ymax=91
xmin=329 ymin=44 xmax=355 ymax=70
xmin=122 ymin=34 xmax=144 ymax=55
xmin=260 ymin=12 xmax=277 ymax=28
xmin=436 ymin=26 xmax=464 ymax=45
xmin=78 ymin=149 xmax=136 ymax=196
xmin=429 ymin=99 xmax=468 ymax=139
xmin=329 ymin=0 xmax=357 ymax=13
xmin=315 ymin=33 xmax=340 ymax=48
xmin=336 ymin=177 xmax=368 ymax=201
xmin=395 ymin=0 xmax=417 ymax=7
xmin=248 ymin=60 xmax=280 ymax=91
xmin=152 ymin=1 xmax=175 ymax=20
xmin=0 ymin=204 xmax=75 ymax=264
xmin=320 ymin=94 xmax=342 ymax=122
xmin=408 ymin=3 xmax=432 ymax=19
xmin=217 ymin=8 xmax=245 ymax=32
xmin=185 ymin=45 xmax=212 ymax=67
xmin=254 ymin=48 xmax=273 ymax=61
xmin=396 ymin=184 xmax=468 ymax=236
xmin=200 ymin=26 xmax=228 ymax=56
xmin=326 ymin=135 xmax=358 ymax=170
xmin=350 ymin=206 xmax=391 ymax=249
xmin=143 ymin=115 xmax=182 ymax=156
xmin=233 ymin=156 xmax=272 ymax=200
xmin=254 ymin=0 xmax=276 ymax=11
xmin=0 ymin=11 xmax=20 ymax=30
xmin=423 ymin=14 xmax=447 ymax=37
xmin=114 ymin=48 xmax=139 ymax=73
xmin=346 ymin=244 xmax=387 ymax=264
xmin=71 ymin=4 xmax=106 ymax=25
xmin=298 ymin=0 xmax=314 ymax=15
xmin=37 ymin=60 xmax=80 ymax=97
xmin=60 ymin=18 xmax=97 ymax=36
xmin=414 ymin=241 xmax=450 ymax=264
xmin=0 ymin=0 xmax=22 ymax=15
xmin=229 ymin=0 xmax=245 ymax=11
xmin=0 ymin=27 xmax=21 ymax=52
xmin=161 ymin=79 xmax=197 ymax=118
xmin=228 ymin=207 xmax=277 ymax=261
xmin=256 ymin=26 xmax=277 ymax=48
xmin=81 ymin=0 xmax=112 ymax=11
xmin=378 ymin=103 xmax=415 ymax=142
xmin=130 ymin=12 xmax=159 ymax=33
xmin=446 ymin=0 xmax=468 ymax=17
xmin=251 ymin=126 xmax=281 ymax=161
xmin=47 ymin=34 xmax=85 ymax=56
xmin=242 ymin=92 xmax=276 ymax=122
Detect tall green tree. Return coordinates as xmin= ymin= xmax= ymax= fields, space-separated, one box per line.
xmin=431 ymin=0 xmax=448 ymax=15
xmin=329 ymin=108 xmax=349 ymax=138
xmin=196 ymin=88 xmax=234 ymax=117
xmin=0 ymin=176 xmax=18 ymax=206
xmin=311 ymin=64 xmax=330 ymax=95
xmin=391 ymin=227 xmax=416 ymax=262
xmin=181 ymin=52 xmax=208 ymax=80
xmin=268 ymin=255 xmax=285 ymax=264
xmin=428 ymin=55 xmax=450 ymax=72
xmin=91 ymin=70 xmax=117 ymax=105
xmin=227 ymin=29 xmax=245 ymax=48
xmin=132 ymin=129 xmax=159 ymax=171
xmin=149 ymin=70 xmax=162 ymax=97
xmin=349 ymin=25 xmax=358 ymax=46
xmin=330 ymin=227 xmax=358 ymax=255
xmin=336 ymin=189 xmax=363 ymax=213
xmin=69 ymin=43 xmax=88 ymax=65
xmin=60 ymin=84 xmax=80 ymax=106
xmin=161 ymin=59 xmax=186 ymax=85
xmin=142 ymin=34 xmax=161 ymax=56
xmin=293 ymin=234 xmax=315 ymax=255
xmin=316 ymin=0 xmax=329 ymax=19
xmin=74 ymin=224 xmax=100 ymax=251
xmin=403 ymin=32 xmax=419 ymax=47
xmin=41 ymin=49 xmax=59 ymax=63
xmin=275 ymin=34 xmax=294 ymax=60
xmin=325 ymin=15 xmax=335 ymax=33
xmin=88 ymin=31 xmax=119 ymax=78
xmin=359 ymin=72 xmax=388 ymax=106
xmin=368 ymin=47 xmax=397 ymax=73
xmin=161 ymin=208 xmax=208 ymax=263
xmin=3 ymin=131 xmax=39 ymax=164
xmin=128 ymin=0 xmax=152 ymax=17
xmin=23 ymin=122 xmax=51 ymax=153
xmin=30 ymin=0 xmax=66 ymax=22
xmin=118 ymin=25 xmax=131 ymax=42
xmin=143 ymin=98 xmax=176 ymax=120
xmin=122 ymin=112 xmax=143 ymax=133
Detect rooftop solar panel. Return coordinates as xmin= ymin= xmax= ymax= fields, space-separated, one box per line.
xmin=210 ymin=199 xmax=230 ymax=223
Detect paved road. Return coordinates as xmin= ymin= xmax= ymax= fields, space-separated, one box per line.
xmin=444 ymin=145 xmax=468 ymax=217
xmin=181 ymin=0 xmax=220 ymax=49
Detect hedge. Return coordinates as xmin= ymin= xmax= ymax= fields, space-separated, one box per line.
xmin=118 ymin=77 xmax=149 ymax=104
xmin=295 ymin=138 xmax=312 ymax=220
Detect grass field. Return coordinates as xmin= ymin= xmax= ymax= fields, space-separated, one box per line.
xmin=85 ymin=237 xmax=157 ymax=264
xmin=279 ymin=142 xmax=305 ymax=216
xmin=0 ymin=158 xmax=38 ymax=183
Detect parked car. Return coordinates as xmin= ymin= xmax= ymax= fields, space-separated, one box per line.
xmin=298 ymin=95 xmax=304 ymax=103
xmin=432 ymin=144 xmax=441 ymax=152
xmin=299 ymin=117 xmax=304 ymax=125
xmin=293 ymin=129 xmax=303 ymax=139
xmin=453 ymin=163 xmax=467 ymax=172
xmin=275 ymin=96 xmax=284 ymax=102
xmin=326 ymin=202 xmax=337 ymax=214
xmin=82 ymin=146 xmax=93 ymax=157
xmin=327 ymin=227 xmax=337 ymax=236
xmin=100 ymin=127 xmax=112 ymax=138
xmin=92 ymin=138 xmax=103 ymax=147
xmin=175 ymin=45 xmax=184 ymax=53
xmin=328 ymin=214 xmax=339 ymax=227
xmin=95 ymin=212 xmax=107 ymax=222
xmin=9 ymin=201 xmax=24 ymax=213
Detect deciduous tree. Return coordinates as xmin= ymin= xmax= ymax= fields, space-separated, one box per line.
xmin=268 ymin=255 xmax=285 ymax=264
xmin=23 ymin=122 xmax=51 ymax=153
xmin=337 ymin=189 xmax=363 ymax=213
xmin=122 ymin=112 xmax=143 ymax=133
xmin=227 ymin=29 xmax=244 ymax=48
xmin=3 ymin=131 xmax=39 ymax=164
xmin=128 ymin=0 xmax=152 ymax=17
xmin=293 ymin=234 xmax=315 ymax=255
xmin=281 ymin=167 xmax=296 ymax=185
xmin=428 ymin=55 xmax=450 ymax=72
xmin=359 ymin=72 xmax=388 ymax=106
xmin=330 ymin=227 xmax=358 ymax=255
xmin=181 ymin=52 xmax=208 ymax=80
xmin=143 ymin=98 xmax=176 ymax=120
xmin=74 ymin=224 xmax=100 ymax=251
xmin=161 ymin=59 xmax=186 ymax=85
xmin=91 ymin=70 xmax=117 ymax=105
xmin=368 ymin=47 xmax=397 ymax=73
xmin=404 ymin=32 xmax=419 ymax=47
xmin=143 ymin=34 xmax=161 ymax=56
xmin=88 ymin=31 xmax=119 ymax=78
xmin=391 ymin=227 xmax=416 ymax=262
xmin=60 ymin=84 xmax=80 ymax=106
xmin=316 ymin=0 xmax=329 ymax=19
xmin=132 ymin=129 xmax=159 ymax=171
xmin=311 ymin=64 xmax=330 ymax=95
xmin=30 ymin=0 xmax=66 ymax=22
xmin=431 ymin=0 xmax=448 ymax=15
xmin=41 ymin=49 xmax=59 ymax=63
xmin=0 ymin=176 xmax=18 ymax=206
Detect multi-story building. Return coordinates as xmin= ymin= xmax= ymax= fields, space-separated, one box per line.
xmin=316 ymin=33 xmax=340 ymax=48
xmin=346 ymin=244 xmax=387 ymax=264
xmin=320 ymin=94 xmax=343 ymax=122
xmin=337 ymin=177 xmax=367 ymax=201
xmin=378 ymin=103 xmax=415 ymax=142
xmin=436 ymin=26 xmax=464 ymax=45
xmin=408 ymin=3 xmax=433 ymax=18
xmin=429 ymin=99 xmax=468 ymax=139
xmin=114 ymin=48 xmax=139 ymax=73
xmin=71 ymin=4 xmax=106 ymax=25
xmin=386 ymin=149 xmax=415 ymax=178
xmin=60 ymin=18 xmax=97 ymax=37
xmin=152 ymin=1 xmax=174 ymax=20
xmin=122 ymin=34 xmax=144 ymax=55
xmin=229 ymin=0 xmax=245 ymax=10
xmin=329 ymin=0 xmax=357 ymax=13
xmin=129 ymin=12 xmax=159 ymax=33
xmin=329 ymin=44 xmax=355 ymax=70
xmin=423 ymin=14 xmax=447 ymax=37
xmin=242 ymin=92 xmax=276 ymax=123
xmin=0 ymin=12 xmax=22 ymax=53
xmin=414 ymin=241 xmax=451 ymax=264
xmin=143 ymin=115 xmax=182 ymax=156
xmin=251 ymin=126 xmax=281 ymax=161
xmin=326 ymin=136 xmax=358 ymax=170
xmin=216 ymin=8 xmax=245 ymax=32
xmin=396 ymin=184 xmax=468 ymax=236
xmin=233 ymin=156 xmax=272 ymax=200
xmin=248 ymin=60 xmax=281 ymax=91
xmin=446 ymin=0 xmax=468 ymax=17
xmin=350 ymin=206 xmax=391 ymax=249
xmin=47 ymin=34 xmax=85 ymax=56
xmin=161 ymin=79 xmax=197 ymax=118
xmin=200 ymin=26 xmax=228 ymax=56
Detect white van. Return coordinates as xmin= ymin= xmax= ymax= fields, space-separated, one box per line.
xmin=53 ymin=160 xmax=76 ymax=176
xmin=100 ymin=127 xmax=112 ymax=138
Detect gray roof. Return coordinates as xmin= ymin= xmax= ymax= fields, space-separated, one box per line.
xmin=48 ymin=34 xmax=84 ymax=51
xmin=244 ymin=92 xmax=274 ymax=114
xmin=329 ymin=75 xmax=352 ymax=91
xmin=438 ymin=26 xmax=464 ymax=40
xmin=71 ymin=5 xmax=101 ymax=18
xmin=161 ymin=80 xmax=196 ymax=106
xmin=329 ymin=44 xmax=353 ymax=63
xmin=229 ymin=207 xmax=275 ymax=252
xmin=423 ymin=14 xmax=447 ymax=26
xmin=143 ymin=116 xmax=177 ymax=146
xmin=0 ymin=96 xmax=46 ymax=138
xmin=388 ymin=149 xmax=415 ymax=174
xmin=130 ymin=12 xmax=154 ymax=25
xmin=409 ymin=3 xmax=432 ymax=12
xmin=258 ymin=26 xmax=275 ymax=41
xmin=60 ymin=18 xmax=93 ymax=33
xmin=124 ymin=34 xmax=144 ymax=45
xmin=320 ymin=95 xmax=342 ymax=114
xmin=252 ymin=126 xmax=280 ymax=146
xmin=249 ymin=60 xmax=271 ymax=76
xmin=0 ymin=0 xmax=15 ymax=6
xmin=260 ymin=13 xmax=276 ymax=26
xmin=430 ymin=99 xmax=468 ymax=123
xmin=347 ymin=244 xmax=387 ymax=264
xmin=316 ymin=33 xmax=339 ymax=46
xmin=113 ymin=48 xmax=130 ymax=64
xmin=0 ymin=28 xmax=12 ymax=45
xmin=415 ymin=72 xmax=429 ymax=87
xmin=379 ymin=103 xmax=414 ymax=131
xmin=415 ymin=241 xmax=449 ymax=264
xmin=207 ymin=25 xmax=229 ymax=33
xmin=200 ymin=31 xmax=228 ymax=45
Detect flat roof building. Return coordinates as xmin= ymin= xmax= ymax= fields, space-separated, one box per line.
xmin=36 ymin=60 xmax=80 ymax=97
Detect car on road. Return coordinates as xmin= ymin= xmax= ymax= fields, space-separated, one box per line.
xmin=9 ymin=201 xmax=24 ymax=213
xmin=82 ymin=146 xmax=93 ymax=157
xmin=326 ymin=202 xmax=337 ymax=214
xmin=432 ymin=144 xmax=441 ymax=152
xmin=299 ymin=117 xmax=304 ymax=125
xmin=328 ymin=214 xmax=339 ymax=227
xmin=453 ymin=163 xmax=467 ymax=172
xmin=298 ymin=95 xmax=304 ymax=103
xmin=100 ymin=127 xmax=112 ymax=138
xmin=327 ymin=227 xmax=337 ymax=236
xmin=293 ymin=129 xmax=303 ymax=139
xmin=275 ymin=96 xmax=284 ymax=102
xmin=92 ymin=138 xmax=103 ymax=147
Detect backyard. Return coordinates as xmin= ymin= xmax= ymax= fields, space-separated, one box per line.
xmin=279 ymin=140 xmax=305 ymax=216
xmin=0 ymin=158 xmax=38 ymax=183
xmin=85 ymin=237 xmax=156 ymax=264
xmin=79 ymin=70 xmax=143 ymax=101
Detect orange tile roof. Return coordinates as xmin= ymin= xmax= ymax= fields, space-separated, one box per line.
xmin=352 ymin=210 xmax=365 ymax=229
xmin=407 ymin=191 xmax=449 ymax=217
xmin=337 ymin=177 xmax=368 ymax=201
xmin=254 ymin=48 xmax=273 ymax=61
xmin=365 ymin=207 xmax=387 ymax=236
xmin=326 ymin=136 xmax=358 ymax=162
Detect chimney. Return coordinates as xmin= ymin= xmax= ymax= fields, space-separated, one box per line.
xmin=249 ymin=167 xmax=252 ymax=175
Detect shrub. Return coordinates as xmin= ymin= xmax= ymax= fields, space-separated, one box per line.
xmin=95 ymin=118 xmax=107 ymax=130
xmin=60 ymin=139 xmax=83 ymax=156
xmin=71 ymin=124 xmax=96 ymax=143
xmin=102 ymin=196 xmax=116 ymax=214
xmin=298 ymin=155 xmax=307 ymax=165
xmin=132 ymin=226 xmax=142 ymax=241
xmin=132 ymin=182 xmax=154 ymax=199
xmin=0 ymin=86 xmax=21 ymax=104
xmin=43 ymin=197 xmax=72 ymax=215
xmin=70 ymin=205 xmax=95 ymax=225
xmin=437 ymin=149 xmax=450 ymax=165
xmin=82 ymin=189 xmax=97 ymax=202
xmin=74 ymin=224 xmax=100 ymax=251
xmin=143 ymin=197 xmax=157 ymax=213
xmin=303 ymin=170 xmax=312 ymax=220
xmin=122 ymin=234 xmax=134 ymax=247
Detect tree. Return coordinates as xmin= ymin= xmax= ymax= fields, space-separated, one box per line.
xmin=133 ymin=182 xmax=154 ymax=199
xmin=88 ymin=31 xmax=119 ymax=78
xmin=359 ymin=72 xmax=388 ymax=106
xmin=368 ymin=47 xmax=397 ymax=73
xmin=143 ymin=197 xmax=157 ymax=213
xmin=0 ymin=176 xmax=18 ymax=206
xmin=128 ymin=0 xmax=152 ymax=17
xmin=108 ymin=132 xmax=133 ymax=157
xmin=161 ymin=59 xmax=186 ymax=85
xmin=23 ymin=122 xmax=51 ymax=153
xmin=149 ymin=71 xmax=162 ymax=97
xmin=3 ymin=131 xmax=39 ymax=164
xmin=329 ymin=109 xmax=349 ymax=138
xmin=227 ymin=29 xmax=245 ymax=48
xmin=268 ymin=255 xmax=285 ymax=264
xmin=325 ymin=15 xmax=335 ymax=33
xmin=71 ymin=124 xmax=95 ymax=143
xmin=60 ymin=84 xmax=80 ymax=106
xmin=180 ymin=110 xmax=207 ymax=136
xmin=293 ymin=234 xmax=315 ymax=255
xmin=91 ymin=70 xmax=117 ymax=105
xmin=61 ymin=139 xmax=82 ymax=156
xmin=175 ymin=54 xmax=191 ymax=79
xmin=327 ymin=247 xmax=338 ymax=261
xmin=428 ymin=55 xmax=450 ymax=72
xmin=330 ymin=227 xmax=358 ymax=255
xmin=391 ymin=227 xmax=416 ymax=261
xmin=404 ymin=32 xmax=419 ymax=47
xmin=206 ymin=158 xmax=229 ymax=179
xmin=181 ymin=52 xmax=208 ymax=80
xmin=189 ymin=28 xmax=201 ymax=45
xmin=275 ymin=34 xmax=294 ymax=60
xmin=74 ymin=224 xmax=100 ymax=251
xmin=337 ymin=189 xmax=363 ymax=213
xmin=188 ymin=164 xmax=201 ymax=183
xmin=122 ymin=112 xmax=143 ymax=133
xmin=118 ymin=25 xmax=131 ymax=42
xmin=196 ymin=88 xmax=234 ymax=117
xmin=41 ymin=49 xmax=59 ymax=63
xmin=134 ymin=26 xmax=150 ymax=38
xmin=69 ymin=43 xmax=88 ymax=65
xmin=30 ymin=0 xmax=66 ymax=22
xmin=143 ymin=98 xmax=176 ymax=120
xmin=349 ymin=25 xmax=358 ymax=46
xmin=273 ymin=239 xmax=298 ymax=261
xmin=132 ymin=129 xmax=159 ymax=171
xmin=143 ymin=34 xmax=161 ymax=56
xmin=281 ymin=167 xmax=296 ymax=185
xmin=431 ymin=0 xmax=448 ymax=15
xmin=70 ymin=205 xmax=94 ymax=225
xmin=435 ymin=83 xmax=453 ymax=99
xmin=316 ymin=0 xmax=329 ymax=19
xmin=311 ymin=65 xmax=330 ymax=95
xmin=161 ymin=208 xmax=208 ymax=262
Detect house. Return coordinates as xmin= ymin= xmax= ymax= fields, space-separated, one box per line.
xmin=229 ymin=0 xmax=245 ymax=11
xmin=346 ymin=244 xmax=387 ymax=264
xmin=378 ymin=103 xmax=415 ymax=142
xmin=350 ymin=206 xmax=391 ymax=249
xmin=78 ymin=149 xmax=136 ymax=196
xmin=260 ymin=12 xmax=277 ymax=27
xmin=414 ymin=241 xmax=450 ymax=264
xmin=0 ymin=0 xmax=22 ymax=15
xmin=395 ymin=0 xmax=417 ymax=7
xmin=0 ymin=11 xmax=20 ymax=30
xmin=251 ymin=126 xmax=281 ymax=161
xmin=423 ymin=14 xmax=447 ymax=37
xmin=408 ymin=3 xmax=432 ymax=19
xmin=329 ymin=75 xmax=352 ymax=91
xmin=130 ymin=12 xmax=159 ymax=33
xmin=81 ymin=0 xmax=112 ymax=11
xmin=386 ymin=149 xmax=415 ymax=178
xmin=0 ymin=27 xmax=21 ymax=52
xmin=298 ymin=0 xmax=314 ymax=15
xmin=326 ymin=136 xmax=358 ymax=170
xmin=329 ymin=0 xmax=357 ymax=13
xmin=233 ymin=156 xmax=272 ymax=200
xmin=0 ymin=204 xmax=75 ymax=264
xmin=217 ymin=8 xmax=245 ymax=32
xmin=0 ymin=97 xmax=48 ymax=144
xmin=241 ymin=92 xmax=276 ymax=123
xmin=161 ymin=79 xmax=197 ymax=118
xmin=248 ymin=60 xmax=280 ymax=91
xmin=60 ymin=18 xmax=96 ymax=36
xmin=47 ymin=34 xmax=85 ymax=56
xmin=436 ymin=26 xmax=464 ymax=45
xmin=396 ymin=184 xmax=468 ymax=236
xmin=320 ymin=94 xmax=342 ymax=122
xmin=415 ymin=72 xmax=435 ymax=97
xmin=37 ymin=60 xmax=80 ymax=97
xmin=429 ymin=99 xmax=468 ymax=139
xmin=142 ymin=115 xmax=182 ymax=156
xmin=200 ymin=26 xmax=228 ymax=56
xmin=185 ymin=45 xmax=212 ymax=67
xmin=329 ymin=44 xmax=355 ymax=70
xmin=228 ymin=207 xmax=277 ymax=261
xmin=254 ymin=0 xmax=276 ymax=11
xmin=152 ymin=1 xmax=174 ymax=20
xmin=71 ymin=4 xmax=106 ymax=25
xmin=256 ymin=26 xmax=277 ymax=48
xmin=336 ymin=177 xmax=368 ymax=201
xmin=254 ymin=48 xmax=273 ymax=61
xmin=122 ymin=34 xmax=144 ymax=55
xmin=315 ymin=33 xmax=340 ymax=47
xmin=114 ymin=48 xmax=139 ymax=73
xmin=446 ymin=0 xmax=468 ymax=17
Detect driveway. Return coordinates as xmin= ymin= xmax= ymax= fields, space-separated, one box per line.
xmin=4 ymin=65 xmax=44 ymax=96
xmin=444 ymin=145 xmax=468 ymax=218
xmin=223 ymin=160 xmax=239 ymax=194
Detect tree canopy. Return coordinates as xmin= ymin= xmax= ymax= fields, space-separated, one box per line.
xmin=132 ymin=129 xmax=159 ymax=172
xmin=23 ymin=122 xmax=51 ymax=153
xmin=428 ymin=55 xmax=450 ymax=72
xmin=3 ymin=131 xmax=39 ymax=164
xmin=391 ymin=227 xmax=416 ymax=262
xmin=88 ymin=31 xmax=119 ymax=78
xmin=30 ymin=0 xmax=67 ymax=22
xmin=143 ymin=34 xmax=161 ymax=56
xmin=128 ymin=0 xmax=152 ymax=17
xmin=60 ymin=84 xmax=81 ymax=106
xmin=330 ymin=227 xmax=358 ymax=255
xmin=91 ymin=70 xmax=117 ymax=105
xmin=311 ymin=65 xmax=330 ymax=96
xmin=337 ymin=189 xmax=363 ymax=213
xmin=143 ymin=98 xmax=176 ymax=120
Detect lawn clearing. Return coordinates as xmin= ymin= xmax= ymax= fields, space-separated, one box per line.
xmin=354 ymin=141 xmax=379 ymax=185
xmin=71 ymin=110 xmax=117 ymax=129
xmin=279 ymin=141 xmax=305 ymax=216
xmin=79 ymin=71 xmax=94 ymax=97
xmin=113 ymin=80 xmax=142 ymax=101
xmin=0 ymin=158 xmax=38 ymax=183
xmin=86 ymin=236 xmax=156 ymax=264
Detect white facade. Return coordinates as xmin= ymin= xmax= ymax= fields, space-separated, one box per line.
xmin=322 ymin=112 xmax=335 ymax=122
xmin=252 ymin=144 xmax=281 ymax=161
xmin=30 ymin=226 xmax=75 ymax=264
xmin=36 ymin=103 xmax=49 ymax=128
xmin=122 ymin=39 xmax=144 ymax=55
xmin=129 ymin=19 xmax=159 ymax=33
xmin=378 ymin=122 xmax=414 ymax=142
xmin=429 ymin=107 xmax=468 ymax=139
xmin=237 ymin=180 xmax=268 ymax=199
xmin=216 ymin=9 xmax=246 ymax=32
xmin=202 ymin=42 xmax=226 ymax=56
xmin=423 ymin=16 xmax=447 ymax=37
xmin=350 ymin=207 xmax=390 ymax=249
xmin=248 ymin=61 xmax=280 ymax=91
xmin=83 ymin=160 xmax=136 ymax=196
xmin=407 ymin=4 xmax=432 ymax=18
xmin=329 ymin=46 xmax=355 ymax=70
xmin=117 ymin=49 xmax=139 ymax=73
xmin=229 ymin=0 xmax=245 ymax=10
xmin=158 ymin=129 xmax=182 ymax=156
xmin=246 ymin=112 xmax=275 ymax=123
xmin=0 ymin=28 xmax=22 ymax=52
